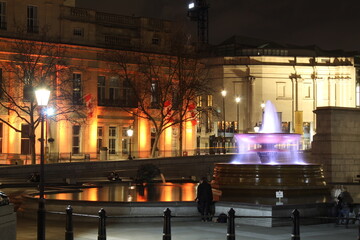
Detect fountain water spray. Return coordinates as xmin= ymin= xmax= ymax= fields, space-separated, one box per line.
xmin=232 ymin=100 xmax=305 ymax=165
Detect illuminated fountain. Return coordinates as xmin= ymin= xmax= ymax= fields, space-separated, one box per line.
xmin=211 ymin=101 xmax=329 ymax=204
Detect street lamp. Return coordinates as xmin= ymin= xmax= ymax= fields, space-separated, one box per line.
xmin=35 ymin=87 xmax=50 ymax=240
xmin=235 ymin=97 xmax=241 ymax=133
xmin=221 ymin=90 xmax=227 ymax=154
xmin=127 ymin=128 xmax=134 ymax=160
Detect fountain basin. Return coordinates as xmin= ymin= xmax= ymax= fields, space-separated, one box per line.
xmin=212 ymin=163 xmax=330 ymax=203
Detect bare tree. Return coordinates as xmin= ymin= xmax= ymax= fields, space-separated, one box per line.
xmin=0 ymin=34 xmax=87 ymax=164
xmin=104 ymin=44 xmax=212 ymax=157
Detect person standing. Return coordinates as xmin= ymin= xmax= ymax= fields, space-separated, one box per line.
xmin=196 ymin=177 xmax=213 ymax=221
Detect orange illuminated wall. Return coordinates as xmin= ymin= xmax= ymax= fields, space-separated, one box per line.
xmin=88 ymin=119 xmax=97 ymax=155
xmin=8 ymin=116 xmax=17 ymax=154
xmin=163 ymin=126 xmax=172 ymax=157
xmin=138 ymin=117 xmax=149 ymax=158
xmin=58 ymin=120 xmax=69 ymax=152
xmin=184 ymin=120 xmax=194 ymax=152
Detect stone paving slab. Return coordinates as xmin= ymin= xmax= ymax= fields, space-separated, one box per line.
xmin=16 ymin=216 xmax=359 ymax=240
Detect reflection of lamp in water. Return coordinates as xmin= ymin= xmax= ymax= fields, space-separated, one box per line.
xmin=127 ymin=128 xmax=134 ymax=160
xmin=35 ymin=87 xmax=51 ymax=240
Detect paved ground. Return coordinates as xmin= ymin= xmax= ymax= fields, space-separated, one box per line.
xmin=16 ymin=215 xmax=359 ymax=240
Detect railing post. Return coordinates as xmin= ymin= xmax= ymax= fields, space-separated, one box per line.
xmin=65 ymin=205 xmax=73 ymax=240
xmin=291 ymin=209 xmax=300 ymax=240
xmin=227 ymin=208 xmax=235 ymax=240
xmin=98 ymin=208 xmax=106 ymax=240
xmin=163 ymin=208 xmax=171 ymax=240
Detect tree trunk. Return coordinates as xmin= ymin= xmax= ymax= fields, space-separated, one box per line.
xmin=29 ymin=130 xmax=36 ymax=165
xmin=179 ymin=119 xmax=183 ymax=156
xmin=150 ymin=133 xmax=161 ymax=158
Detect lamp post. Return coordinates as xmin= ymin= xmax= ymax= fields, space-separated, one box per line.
xmin=35 ymin=87 xmax=50 ymax=240
xmin=261 ymin=101 xmax=265 ymax=128
xmin=235 ymin=97 xmax=241 ymax=133
xmin=221 ymin=90 xmax=227 ymax=154
xmin=127 ymin=128 xmax=133 ymax=160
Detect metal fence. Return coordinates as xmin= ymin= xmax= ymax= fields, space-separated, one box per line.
xmin=47 ymin=206 xmax=360 ymax=240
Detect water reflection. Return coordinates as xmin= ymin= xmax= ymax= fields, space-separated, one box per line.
xmin=45 ymin=182 xmax=197 ymax=202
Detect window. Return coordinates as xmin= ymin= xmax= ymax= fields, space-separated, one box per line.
xmin=21 ymin=124 xmax=30 ymax=155
xmin=23 ymin=85 xmax=33 ymax=101
xmin=108 ymin=127 xmax=117 ymax=154
xmin=109 ymin=77 xmax=120 ymax=101
xmin=151 ymin=81 xmax=159 ymax=107
xmin=27 ymin=5 xmax=38 ymax=33
xmin=97 ymin=76 xmax=106 ymax=104
xmin=72 ymin=125 xmax=80 ymax=154
xmin=207 ymin=95 xmax=212 ymax=107
xmin=276 ymin=82 xmax=286 ymax=98
xmin=73 ymin=28 xmax=84 ymax=37
xmin=196 ymin=96 xmax=203 ymax=107
xmin=304 ymin=83 xmax=312 ymax=99
xmin=152 ymin=38 xmax=160 ymax=45
xmin=73 ymin=73 xmax=82 ymax=105
xmin=97 ymin=126 xmax=103 ymax=153
xmin=0 ymin=2 xmax=6 ymax=30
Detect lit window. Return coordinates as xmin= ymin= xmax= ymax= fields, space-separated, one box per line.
xmin=207 ymin=95 xmax=213 ymax=107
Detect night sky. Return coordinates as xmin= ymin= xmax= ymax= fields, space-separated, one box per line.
xmin=76 ymin=0 xmax=360 ymax=51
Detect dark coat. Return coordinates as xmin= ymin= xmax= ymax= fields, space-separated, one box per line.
xmin=197 ymin=181 xmax=213 ymax=203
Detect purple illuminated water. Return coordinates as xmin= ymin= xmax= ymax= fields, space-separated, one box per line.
xmin=232 ymin=101 xmax=306 ymax=165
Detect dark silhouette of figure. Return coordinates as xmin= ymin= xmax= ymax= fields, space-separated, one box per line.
xmin=196 ymin=177 xmax=213 ymax=221
xmin=337 ymin=187 xmax=354 ymax=227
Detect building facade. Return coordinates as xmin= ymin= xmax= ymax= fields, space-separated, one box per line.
xmin=0 ymin=0 xmax=197 ymax=163
xmin=0 ymin=1 xmax=358 ymax=163
xmin=195 ymin=36 xmax=358 ymax=153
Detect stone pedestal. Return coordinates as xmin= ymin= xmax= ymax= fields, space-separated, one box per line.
xmin=312 ymin=107 xmax=360 ymax=183
xmin=0 ymin=204 xmax=16 ymax=240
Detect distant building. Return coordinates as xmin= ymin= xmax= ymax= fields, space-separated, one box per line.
xmin=195 ymin=35 xmax=358 ymax=152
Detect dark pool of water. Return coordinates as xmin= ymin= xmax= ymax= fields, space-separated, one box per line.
xmin=45 ymin=182 xmax=198 ymax=202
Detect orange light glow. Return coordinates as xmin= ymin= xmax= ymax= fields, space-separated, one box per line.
xmin=138 ymin=118 xmax=149 ymax=158
xmin=58 ymin=121 xmax=69 ymax=152
xmin=82 ymin=187 xmax=98 ymax=201
xmin=159 ymin=184 xmax=174 ymax=202
xmin=185 ymin=120 xmax=194 ymax=151
xmin=164 ymin=127 xmax=172 ymax=157
xmin=181 ymin=183 xmax=196 ymax=201
xmin=89 ymin=120 xmax=97 ymax=153
xmin=8 ymin=116 xmax=17 ymax=153
xmin=136 ymin=185 xmax=147 ymax=202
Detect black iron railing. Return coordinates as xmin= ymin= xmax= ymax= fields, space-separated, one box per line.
xmin=47 ymin=206 xmax=360 ymax=240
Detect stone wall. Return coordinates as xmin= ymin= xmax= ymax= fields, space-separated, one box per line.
xmin=312 ymin=107 xmax=360 ymax=183
xmin=0 ymin=204 xmax=16 ymax=240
